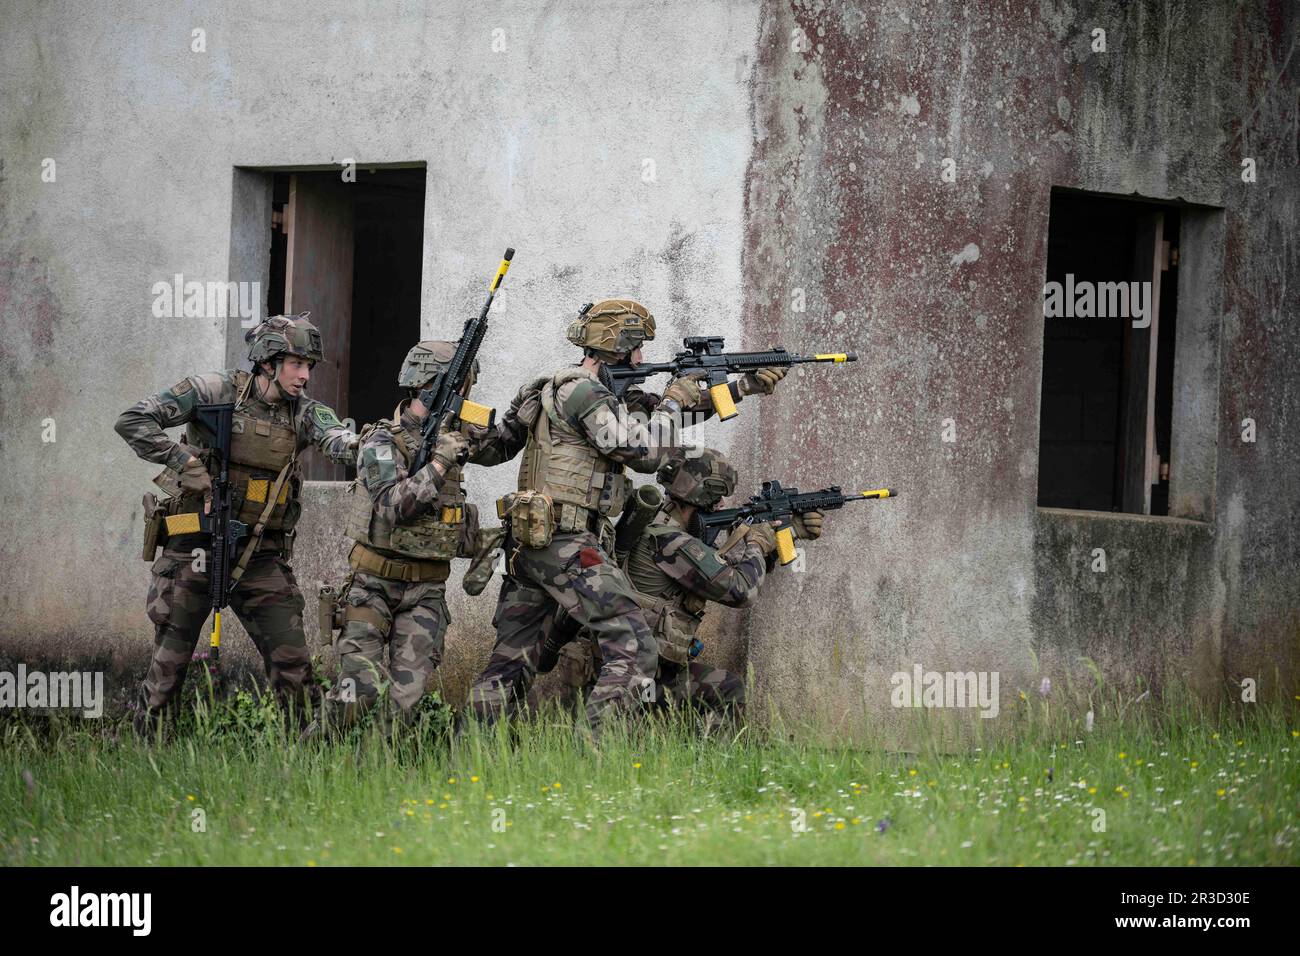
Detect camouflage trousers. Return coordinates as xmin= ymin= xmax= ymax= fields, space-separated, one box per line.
xmin=141 ymin=538 xmax=314 ymax=715
xmin=322 ymin=570 xmax=449 ymax=729
xmin=563 ymin=642 xmax=746 ymax=723
xmin=658 ymin=660 xmax=746 ymax=718
xmin=467 ymin=530 xmax=657 ymax=731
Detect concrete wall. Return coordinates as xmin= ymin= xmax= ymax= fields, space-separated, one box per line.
xmin=2 ymin=1 xmax=1296 ymax=732
xmin=0 ymin=0 xmax=762 ymax=706
xmin=738 ymin=0 xmax=1298 ymax=740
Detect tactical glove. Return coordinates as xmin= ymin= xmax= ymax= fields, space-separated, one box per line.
xmin=179 ymin=456 xmax=212 ymax=495
xmin=661 ymin=375 xmax=702 ymax=410
xmin=746 ymin=520 xmax=778 ymax=556
xmin=738 ymin=366 xmax=787 ymax=396
xmin=792 ymin=510 xmax=823 ymax=540
xmin=432 ymin=431 xmax=470 ymax=471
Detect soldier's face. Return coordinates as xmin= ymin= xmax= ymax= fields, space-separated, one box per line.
xmin=277 ymin=355 xmax=312 ymax=397
xmin=629 ymin=346 xmax=643 ymax=366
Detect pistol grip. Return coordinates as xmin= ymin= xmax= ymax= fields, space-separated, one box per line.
xmin=775 ymin=526 xmax=796 ymax=565
xmin=709 ymin=382 xmax=738 ymax=421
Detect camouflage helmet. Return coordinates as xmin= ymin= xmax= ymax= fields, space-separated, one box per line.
xmin=398 ymin=340 xmax=479 ymax=395
xmin=246 ymin=313 xmax=325 ymax=365
xmin=566 ymin=299 xmax=656 ymax=357
xmin=657 ymin=447 xmax=738 ymax=508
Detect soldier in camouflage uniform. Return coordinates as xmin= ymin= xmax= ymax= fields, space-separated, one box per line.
xmin=319 ymin=341 xmax=526 ymax=733
xmin=116 ymin=314 xmax=359 ymax=733
xmin=466 ymin=300 xmax=787 ymax=735
xmin=539 ymin=447 xmax=823 ymax=728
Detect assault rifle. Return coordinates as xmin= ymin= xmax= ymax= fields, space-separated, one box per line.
xmin=605 ymin=335 xmax=856 ymax=420
xmin=410 ymin=248 xmax=514 ymax=471
xmin=162 ymin=403 xmax=248 ymax=670
xmin=698 ymin=480 xmax=895 ymax=565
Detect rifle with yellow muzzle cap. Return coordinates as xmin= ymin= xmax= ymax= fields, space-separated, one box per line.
xmin=606 ymin=335 xmax=856 ymax=420
xmin=411 ymin=247 xmax=514 ymax=471
xmin=698 ymin=480 xmax=895 ymax=566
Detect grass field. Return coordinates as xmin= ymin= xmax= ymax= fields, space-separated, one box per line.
xmin=2 ymin=688 xmax=1296 ymax=866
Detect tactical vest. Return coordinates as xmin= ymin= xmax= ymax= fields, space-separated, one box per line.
xmin=345 ymin=407 xmax=468 ymax=562
xmin=183 ymin=370 xmax=301 ymax=532
xmin=517 ymin=367 xmax=631 ymax=534
xmin=622 ymin=510 xmax=709 ymax=665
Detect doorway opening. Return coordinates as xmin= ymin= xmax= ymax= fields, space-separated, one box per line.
xmin=260 ymin=167 xmax=425 ymax=480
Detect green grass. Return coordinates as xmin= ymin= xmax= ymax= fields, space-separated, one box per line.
xmin=1 ymin=689 xmax=1296 ymax=866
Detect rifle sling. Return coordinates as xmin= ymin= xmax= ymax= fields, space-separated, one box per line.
xmin=230 ymin=457 xmax=295 ymax=587
xmin=716 ymin=522 xmax=751 ymax=558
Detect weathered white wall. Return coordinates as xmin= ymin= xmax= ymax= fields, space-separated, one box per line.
xmin=0 ymin=0 xmax=763 ymax=703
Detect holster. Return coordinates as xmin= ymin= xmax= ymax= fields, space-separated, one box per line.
xmin=142 ymin=493 xmax=165 ymax=561
xmin=317 ymin=583 xmax=342 ymax=645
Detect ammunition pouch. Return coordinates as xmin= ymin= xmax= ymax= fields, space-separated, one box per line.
xmin=498 ymin=490 xmax=555 ymax=549
xmin=633 ymin=594 xmax=702 ymax=667
xmin=348 ymin=542 xmax=450 ymax=584
xmin=456 ymin=502 xmax=482 ymax=559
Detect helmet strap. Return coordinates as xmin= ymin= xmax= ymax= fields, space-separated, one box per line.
xmin=255 ymin=357 xmax=285 ymax=404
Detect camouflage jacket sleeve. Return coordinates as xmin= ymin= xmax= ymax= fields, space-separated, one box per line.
xmin=114 ymin=372 xmax=233 ymax=472
xmin=299 ymin=399 xmax=360 ymax=463
xmin=653 ymin=527 xmax=767 ymax=608
xmin=357 ymin=411 xmax=447 ymax=523
xmin=466 ymin=379 xmax=539 ymax=467
xmin=561 ymin=375 xmax=680 ymax=474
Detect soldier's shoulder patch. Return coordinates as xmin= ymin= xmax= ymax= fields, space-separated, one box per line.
xmin=171 ymin=378 xmax=193 ymax=396
xmin=312 ymin=404 xmax=344 ymax=430
xmin=675 ymin=537 xmax=727 ymax=579
xmin=359 ymin=442 xmax=398 ymax=485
